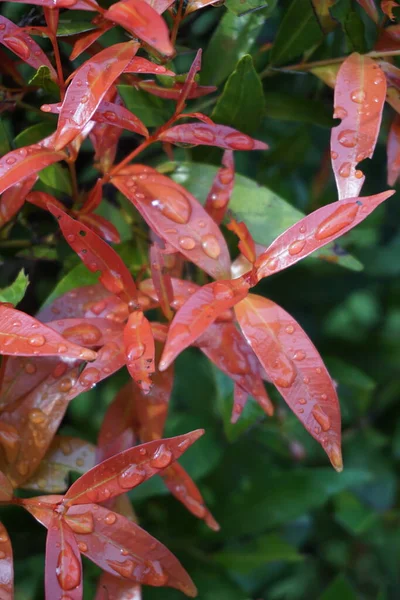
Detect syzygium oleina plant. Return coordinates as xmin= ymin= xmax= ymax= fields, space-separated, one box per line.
xmin=0 ymin=0 xmax=399 ymax=597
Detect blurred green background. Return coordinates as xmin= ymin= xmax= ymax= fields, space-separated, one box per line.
xmin=1 ymin=0 xmax=400 ymax=598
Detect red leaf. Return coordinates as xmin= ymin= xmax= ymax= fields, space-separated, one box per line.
xmin=78 ymin=213 xmax=121 ymax=244
xmin=235 ymin=294 xmax=343 ymax=471
xmin=97 ymin=382 xmax=137 ymax=462
xmin=144 ymin=0 xmax=174 ymax=12
xmin=204 ymin=150 xmax=234 ymax=224
xmin=138 ymin=79 xmax=216 ymax=100
xmin=0 ymin=523 xmax=13 ymax=600
xmin=196 ymin=321 xmax=273 ymax=418
xmin=26 ymin=190 xmax=65 ymax=212
xmin=45 ymin=514 xmax=83 ymax=600
xmin=4 ymin=0 xmax=98 ymax=7
xmin=63 ymin=430 xmax=204 ymax=505
xmin=381 ymin=0 xmax=399 ymax=19
xmin=53 ymin=41 xmax=139 ymax=150
xmin=232 ymin=384 xmax=249 ymax=424
xmin=0 ymin=176 xmax=37 ymax=228
xmin=124 ymin=56 xmax=175 ymax=76
xmin=48 ymin=204 xmax=139 ymax=307
xmin=0 ymin=471 xmax=13 ymax=501
xmin=69 ymin=23 xmax=113 ymax=61
xmin=150 ymin=244 xmax=174 ymax=320
xmin=176 ymin=49 xmax=202 ymax=114
xmin=95 ymin=573 xmax=142 ymax=600
xmin=46 ymin=317 xmax=124 ymax=347
xmin=0 ymin=305 xmax=97 ymax=360
xmin=90 ymin=120 xmax=121 ymax=173
xmin=227 ymin=218 xmax=256 ymax=263
xmin=104 ymin=0 xmax=174 ymax=56
xmin=387 ymin=114 xmax=400 ymax=185
xmin=0 ymin=356 xmax=58 ymax=410
xmin=0 ymin=143 xmax=66 ymax=195
xmin=158 ymin=123 xmax=268 ymax=151
xmin=124 ymin=311 xmax=155 ymax=393
xmin=64 ymin=503 xmax=197 ymax=596
xmin=159 ymin=278 xmax=250 ymax=371
xmin=162 ymin=462 xmax=219 ymax=530
xmin=0 ymin=15 xmax=56 ymax=78
xmin=80 ymin=178 xmax=103 ymax=214
xmin=255 ymin=191 xmax=395 ymax=281
xmin=330 ymin=53 xmax=386 ymax=199
xmin=112 ymin=165 xmax=231 ymax=279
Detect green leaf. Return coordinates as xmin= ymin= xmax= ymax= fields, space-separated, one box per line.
xmin=334 ymin=491 xmax=376 ymax=534
xmin=330 ymin=0 xmax=367 ymax=53
xmin=202 ymin=11 xmax=267 ymax=86
xmin=270 ymin=0 xmax=324 ymax=66
xmin=319 ymin=574 xmax=358 ymax=600
xmin=41 ymin=262 xmax=98 ymax=310
xmin=170 ymin=162 xmax=363 ymax=271
xmin=211 ymin=55 xmax=266 ymax=134
xmin=0 ymin=270 xmax=29 ymax=306
xmin=0 ymin=118 xmax=11 ymax=156
xmin=38 ymin=163 xmax=72 ymax=196
xmin=225 ymin=0 xmax=277 ymax=18
xmin=264 ymin=91 xmax=334 ymax=127
xmin=118 ymin=85 xmax=172 ymax=127
xmin=28 ymin=66 xmax=59 ymax=96
xmin=57 ymin=20 xmax=97 ymax=36
xmin=14 ymin=122 xmax=55 ymax=148
xmin=213 ymin=533 xmax=302 ymax=572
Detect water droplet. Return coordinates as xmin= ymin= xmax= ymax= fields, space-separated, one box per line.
xmin=126 ymin=343 xmax=145 ymax=361
xmin=6 ymin=156 xmax=16 ymax=165
xmin=56 ymin=543 xmax=82 ymax=590
xmin=299 ymin=398 xmax=307 ymax=404
xmin=53 ymin=363 xmax=68 ymax=378
xmin=266 ymin=257 xmax=278 ymax=271
xmin=338 ymin=162 xmax=351 ymax=178
xmin=57 ymin=344 xmax=68 ymax=354
xmin=0 ymin=551 xmax=5 ymax=559
xmin=288 ymin=239 xmax=306 ymax=256
xmin=269 ymin=353 xmax=296 ymax=388
xmin=0 ymin=531 xmax=8 ymax=543
xmin=224 ymin=131 xmax=254 ymax=150
xmin=315 ymin=203 xmax=359 ymax=241
xmin=285 ymin=325 xmax=294 ymax=334
xmin=80 ymin=95 xmax=89 ymax=104
xmin=150 ymin=443 xmax=173 ymax=469
xmin=139 ymin=448 xmax=147 ymax=456
xmin=201 ymin=234 xmax=221 ymax=259
xmin=3 ymin=35 xmax=30 ymax=60
xmin=312 ymin=404 xmax=331 ymax=431
xmin=66 ymin=234 xmax=75 ymax=242
xmin=293 ymin=350 xmax=306 ymax=361
xmin=28 ymin=409 xmax=47 ymax=425
xmin=330 ymin=151 xmax=338 ymax=160
xmin=118 ymin=465 xmax=146 ymax=489
xmin=372 ymin=96 xmax=379 ymax=103
xmin=350 ymin=89 xmax=366 ymax=103
xmin=219 ymin=169 xmax=234 ymax=185
xmin=355 ymin=169 xmax=363 ymax=179
xmin=17 ymin=460 xmax=29 ymax=476
xmin=63 ymin=323 xmax=102 ymax=345
xmin=179 ymin=236 xmax=196 ymax=250
xmin=78 ymin=542 xmax=88 ymax=553
xmin=193 ymin=127 xmax=216 ymax=144
xmin=28 ymin=334 xmax=46 ymax=347
xmin=104 ymin=110 xmax=117 ymax=121
xmin=333 ymin=106 xmax=347 ymax=119
xmin=107 ymin=559 xmax=134 ymax=578
xmin=104 ymin=512 xmax=117 ymax=525
xmin=65 ymin=511 xmax=94 ymax=535
xmin=79 ymin=367 xmax=100 ymax=387
xmin=147 ymin=183 xmax=191 ymax=224
xmin=59 ymin=378 xmax=73 ymax=392
xmin=90 ymin=300 xmax=106 ymax=315
xmin=24 ymin=362 xmax=37 ymax=374
xmin=321 ymin=393 xmax=327 ymax=400
xmin=338 ymin=129 xmax=357 ymax=148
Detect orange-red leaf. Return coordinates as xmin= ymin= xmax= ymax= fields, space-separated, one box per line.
xmin=124 ymin=56 xmax=175 ymax=76
xmin=63 ymin=430 xmax=204 ymax=505
xmin=80 ymin=178 xmax=103 ymax=214
xmin=112 ymin=165 xmax=231 ymax=279
xmin=0 ymin=176 xmax=37 ymax=228
xmin=95 ymin=573 xmax=142 ymax=600
xmin=104 ymin=0 xmax=174 ymax=56
xmin=381 ymin=0 xmax=399 ymax=19
xmin=65 ymin=503 xmax=197 ymax=596
xmin=48 ymin=204 xmax=139 ymax=306
xmin=0 ymin=471 xmax=13 ymax=501
xmin=255 ymin=191 xmax=395 ymax=281
xmin=235 ymin=294 xmax=342 ymax=471
xmin=159 ymin=278 xmax=250 ymax=371
xmin=331 ymin=53 xmax=386 ymax=199
xmin=0 ymin=523 xmax=13 ymax=600
xmin=0 ymin=305 xmax=97 ymax=360
xmin=124 ymin=311 xmax=155 ymax=393
xmin=175 ymin=49 xmax=202 ymax=114
xmin=78 ymin=213 xmax=121 ymax=244
xmin=69 ymin=23 xmax=113 ymax=61
xmin=97 ymin=382 xmax=137 ymax=462
xmin=387 ymin=114 xmax=400 ymax=185
xmin=150 ymin=244 xmax=174 ymax=320
xmin=53 ymin=41 xmax=139 ymax=150
xmin=45 ymin=514 xmax=83 ymax=600
xmin=204 ymin=150 xmax=234 ymax=224
xmin=158 ymin=123 xmax=268 ymax=151
xmin=138 ymin=80 xmax=216 ymax=100
xmin=227 ymin=218 xmax=256 ymax=263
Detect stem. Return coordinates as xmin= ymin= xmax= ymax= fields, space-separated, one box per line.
xmin=106 ymin=137 xmax=155 ymax=179
xmin=171 ymin=0 xmax=184 ymax=47
xmin=51 ymin=35 xmax=65 ymax=100
xmin=67 ymin=160 xmax=79 ymax=203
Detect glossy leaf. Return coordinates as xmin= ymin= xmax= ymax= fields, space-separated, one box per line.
xmin=69 ymin=23 xmax=113 ymax=61
xmin=95 ymin=573 xmax=142 ymax=600
xmin=138 ymin=80 xmax=216 ymax=100
xmin=124 ymin=311 xmax=155 ymax=393
xmin=112 ymin=165 xmax=232 ymax=279
xmin=204 ymin=151 xmax=234 ymax=224
xmin=0 ymin=356 xmax=58 ymax=410
xmin=255 ymin=191 xmax=395 ymax=281
xmin=0 ymin=15 xmax=56 ymax=79
xmin=53 ymin=41 xmax=139 ymax=150
xmin=46 ymin=317 xmax=123 ymax=347
xmin=0 ymin=175 xmax=37 ymax=228
xmin=124 ymin=56 xmax=175 ymax=76
xmin=104 ymin=0 xmax=174 ymax=56
xmin=387 ymin=114 xmax=400 ymax=186
xmin=150 ymin=244 xmax=174 ymax=320
xmin=47 ymin=204 xmax=139 ymax=306
xmin=158 ymin=123 xmax=268 ymax=151
xmin=235 ymin=294 xmax=342 ymax=471
xmin=0 ymin=523 xmax=13 ymax=600
xmin=331 ymin=53 xmax=386 ymax=199
xmin=0 ymin=305 xmax=97 ymax=360
xmin=63 ymin=430 xmax=204 ymax=505
xmin=78 ymin=213 xmax=121 ymax=244
xmin=22 ymin=436 xmax=96 ymax=493
xmin=159 ymin=278 xmax=250 ymax=371
xmin=45 ymin=514 xmax=83 ymax=600
xmin=227 ymin=218 xmax=256 ymax=263
xmin=162 ymin=462 xmax=219 ymax=530
xmin=0 ymin=472 xmax=13 ymax=501
xmin=65 ymin=503 xmax=197 ymax=596
xmin=80 ymin=178 xmax=103 ymax=214
xmin=176 ymin=49 xmax=202 ymax=114
xmin=0 ymin=143 xmax=65 ymax=196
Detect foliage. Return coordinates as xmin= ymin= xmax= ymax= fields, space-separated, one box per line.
xmin=0 ymin=0 xmax=399 ymax=598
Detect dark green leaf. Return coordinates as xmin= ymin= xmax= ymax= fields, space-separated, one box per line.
xmin=38 ymin=163 xmax=72 ymax=196
xmin=118 ymin=85 xmax=172 ymax=127
xmin=264 ymin=91 xmax=334 ymax=127
xmin=319 ymin=574 xmax=358 ymax=600
xmin=28 ymin=66 xmax=59 ymax=96
xmin=14 ymin=122 xmax=55 ymax=148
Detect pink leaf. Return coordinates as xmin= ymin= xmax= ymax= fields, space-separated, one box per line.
xmin=0 ymin=523 xmax=13 ymax=600
xmin=158 ymin=123 xmax=268 ymax=151
xmin=204 ymin=150 xmax=234 ymax=224
xmin=124 ymin=311 xmax=155 ymax=393
xmin=45 ymin=514 xmax=83 ymax=600
xmin=387 ymin=114 xmax=400 ymax=186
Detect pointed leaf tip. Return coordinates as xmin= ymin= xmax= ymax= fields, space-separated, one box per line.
xmin=327 ymin=441 xmax=343 ymax=472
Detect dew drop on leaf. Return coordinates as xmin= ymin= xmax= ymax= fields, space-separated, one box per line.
xmin=117 ymin=465 xmax=146 ymax=489
xmin=107 ymin=559 xmax=135 ymax=578
xmin=56 ymin=543 xmax=82 ymax=591
xmin=3 ymin=35 xmax=30 ymax=60
xmin=150 ymin=443 xmax=173 ymax=469
xmin=224 ymin=131 xmax=254 ymax=150
xmin=338 ymin=129 xmax=358 ymax=148
xmin=28 ymin=409 xmax=47 ymax=424
xmin=315 ymin=203 xmax=359 ymax=240
xmin=312 ymin=404 xmax=331 ymax=431
xmin=178 ymin=236 xmax=196 ymax=250
xmin=193 ymin=127 xmax=216 ymax=143
xmin=338 ymin=162 xmax=351 ymax=178
xmin=28 ymin=334 xmax=46 ymax=347
xmin=350 ymin=89 xmax=366 ymax=103
xmin=201 ymin=234 xmax=221 ymax=259
xmin=104 ymin=512 xmax=117 ymax=525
